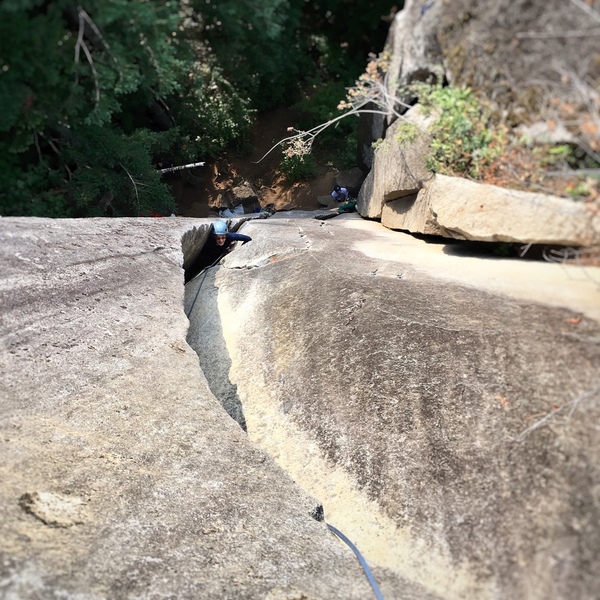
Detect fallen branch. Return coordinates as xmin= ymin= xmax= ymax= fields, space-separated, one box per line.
xmin=158 ymin=161 xmax=205 ymax=173
xmin=516 ymin=27 xmax=600 ymax=39
xmin=254 ymin=104 xmax=415 ymax=165
xmin=567 ymin=0 xmax=600 ymax=24
xmin=253 ymin=66 xmax=418 ymax=165
xmin=516 ymin=385 xmax=600 ymax=442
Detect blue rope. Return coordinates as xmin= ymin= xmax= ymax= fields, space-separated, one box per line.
xmin=327 ymin=523 xmax=385 ymax=600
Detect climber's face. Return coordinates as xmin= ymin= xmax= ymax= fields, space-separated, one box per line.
xmin=214 ymin=234 xmax=226 ymax=246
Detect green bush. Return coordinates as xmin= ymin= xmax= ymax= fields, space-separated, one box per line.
xmin=394 ymin=122 xmax=419 ymax=145
xmin=279 ymin=152 xmax=317 ymax=182
xmin=407 ymin=81 xmax=502 ymax=179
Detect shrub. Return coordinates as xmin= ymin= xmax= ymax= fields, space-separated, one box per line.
xmin=394 ymin=122 xmax=419 ymax=145
xmin=279 ymin=153 xmax=318 ymax=182
xmin=279 ymin=137 xmax=317 ymax=181
xmin=407 ymin=81 xmax=504 ymax=179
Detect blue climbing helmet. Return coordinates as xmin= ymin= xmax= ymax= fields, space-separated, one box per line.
xmin=334 ymin=185 xmax=341 ymax=192
xmin=213 ymin=221 xmax=228 ymax=235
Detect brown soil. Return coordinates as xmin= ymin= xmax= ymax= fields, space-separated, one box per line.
xmin=172 ymin=107 xmax=339 ymax=217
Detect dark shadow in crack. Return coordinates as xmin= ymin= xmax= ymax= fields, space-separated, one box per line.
xmin=184 ymin=267 xmax=247 ymax=431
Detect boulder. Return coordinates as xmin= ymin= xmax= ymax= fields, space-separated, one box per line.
xmin=386 ymin=0 xmax=445 ymax=102
xmin=356 ymin=1 xmax=445 ymax=169
xmin=381 ymin=190 xmax=446 ymax=236
xmin=231 ymin=181 xmax=259 ymax=206
xmin=0 ymin=216 xmax=405 ymax=599
xmin=317 ymin=194 xmax=335 ymax=207
xmin=357 ymin=0 xmax=600 ymax=205
xmin=383 ymin=174 xmax=600 ymax=245
xmin=357 ymin=105 xmax=434 ymax=219
xmin=187 ymin=214 xmax=600 ymax=600
xmin=357 ymin=101 xmax=387 ymax=170
xmin=435 ymin=0 xmax=600 ymax=116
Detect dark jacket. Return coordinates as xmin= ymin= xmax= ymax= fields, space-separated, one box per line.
xmin=186 ymin=232 xmax=252 ymax=282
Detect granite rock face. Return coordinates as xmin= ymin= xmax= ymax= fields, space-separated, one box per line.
xmin=187 ymin=213 xmax=600 ymax=600
xmin=382 ymin=0 xmax=598 ymax=130
xmin=0 ymin=216 xmax=410 ymax=600
xmin=357 ymin=105 xmax=434 ymax=220
xmin=231 ymin=182 xmax=259 ymax=207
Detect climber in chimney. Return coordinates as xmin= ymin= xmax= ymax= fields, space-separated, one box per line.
xmin=185 ymin=221 xmax=252 ymax=283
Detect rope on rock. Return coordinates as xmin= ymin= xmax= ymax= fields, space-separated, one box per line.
xmin=327 ymin=523 xmax=385 ymax=600
xmin=184 ymin=255 xmax=222 ymax=319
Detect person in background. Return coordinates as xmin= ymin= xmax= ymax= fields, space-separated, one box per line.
xmin=331 ymin=185 xmax=350 ymax=203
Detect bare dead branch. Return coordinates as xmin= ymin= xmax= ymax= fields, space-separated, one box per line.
xmin=78 ymin=6 xmax=122 ymax=84
xmin=80 ymin=40 xmax=100 ymax=106
xmin=121 ymin=165 xmax=139 ymax=197
xmin=74 ymin=9 xmax=100 ymax=106
xmin=545 ymin=168 xmax=600 ymax=176
xmin=120 ymin=164 xmax=141 ymax=214
xmin=74 ymin=9 xmax=85 ymax=85
xmin=253 ymin=102 xmax=417 ymax=165
xmin=78 ymin=6 xmax=108 ymax=50
xmin=253 ymin=58 xmax=421 ymax=165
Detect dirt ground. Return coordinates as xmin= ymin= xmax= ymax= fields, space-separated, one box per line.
xmin=171 ymin=107 xmax=339 ymax=217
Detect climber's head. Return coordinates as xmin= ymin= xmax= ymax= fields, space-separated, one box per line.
xmin=213 ymin=221 xmax=228 ymax=246
xmin=334 ymin=185 xmax=341 ymax=192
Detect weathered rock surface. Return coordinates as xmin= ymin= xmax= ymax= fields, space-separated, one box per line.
xmin=381 ymin=190 xmax=445 ymax=237
xmin=386 ymin=0 xmax=445 ymax=100
xmin=356 ymin=0 xmax=444 ymax=172
xmin=0 ymin=216 xmax=410 ymax=599
xmin=382 ymin=0 xmax=599 ymax=128
xmin=188 ymin=213 xmax=600 ymax=600
xmin=317 ymin=194 xmax=335 ymax=207
xmin=382 ymin=174 xmax=600 ymax=245
xmin=231 ymin=181 xmax=259 ymax=206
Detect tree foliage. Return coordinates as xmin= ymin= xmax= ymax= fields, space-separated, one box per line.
xmin=0 ymin=0 xmax=399 ymax=217
xmin=0 ymin=0 xmax=186 ymax=216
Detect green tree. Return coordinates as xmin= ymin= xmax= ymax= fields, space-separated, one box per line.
xmin=0 ymin=0 xmax=187 ymax=216
xmin=0 ymin=0 xmax=401 ymax=217
xmin=195 ymin=0 xmax=308 ymax=110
